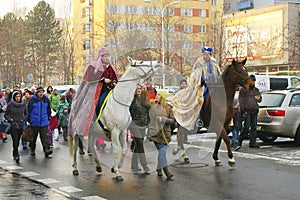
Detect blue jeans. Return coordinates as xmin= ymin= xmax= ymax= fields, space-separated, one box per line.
xmin=238 ymin=113 xmax=257 ymax=146
xmin=231 ymin=129 xmax=239 ymax=147
xmin=154 ymin=142 xmax=168 ymax=169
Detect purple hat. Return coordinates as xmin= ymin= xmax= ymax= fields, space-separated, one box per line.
xmin=89 ymin=47 xmax=112 ymax=74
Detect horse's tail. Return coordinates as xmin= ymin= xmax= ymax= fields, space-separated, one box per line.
xmin=68 ymin=135 xmax=74 ymax=156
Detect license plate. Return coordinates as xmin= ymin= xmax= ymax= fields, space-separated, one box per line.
xmin=257 ymin=126 xmax=262 ymax=131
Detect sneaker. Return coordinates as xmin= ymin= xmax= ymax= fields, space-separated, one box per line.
xmin=172 ymin=147 xmax=179 ymax=155
xmin=79 ymin=148 xmax=85 ymax=155
xmin=45 ymin=149 xmax=53 ymax=157
xmin=143 ymin=166 xmax=151 ymax=174
xmin=234 ymin=146 xmax=241 ymax=151
xmin=30 ymin=150 xmax=36 ymax=156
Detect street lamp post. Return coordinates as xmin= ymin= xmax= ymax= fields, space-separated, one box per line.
xmin=144 ymin=0 xmax=180 ymax=88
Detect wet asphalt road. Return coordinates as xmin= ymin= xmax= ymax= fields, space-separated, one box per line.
xmin=0 ymin=132 xmax=300 ymax=200
xmin=0 ymin=168 xmax=69 ymax=199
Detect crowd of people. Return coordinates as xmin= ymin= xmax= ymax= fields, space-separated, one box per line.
xmin=0 ymin=45 xmax=260 ymax=180
xmin=0 ymin=84 xmax=77 ymax=163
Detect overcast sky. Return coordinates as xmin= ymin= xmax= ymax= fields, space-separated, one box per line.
xmin=0 ymin=0 xmax=72 ymax=18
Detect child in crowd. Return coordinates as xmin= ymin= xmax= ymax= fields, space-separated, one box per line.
xmin=49 ymin=109 xmax=58 ymax=144
xmin=58 ymin=106 xmax=69 ymax=141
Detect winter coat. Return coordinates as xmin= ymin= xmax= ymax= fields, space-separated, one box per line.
xmin=48 ymin=93 xmax=61 ymax=111
xmin=58 ymin=112 xmax=69 ymax=127
xmin=0 ymin=96 xmax=7 ymax=122
xmin=5 ymin=94 xmax=28 ymax=130
xmin=56 ymin=101 xmax=70 ymax=116
xmin=129 ymin=90 xmax=150 ymax=127
xmin=27 ymin=93 xmax=51 ymax=127
xmin=49 ymin=115 xmax=58 ymax=130
xmin=148 ymin=103 xmax=175 ymax=144
xmin=239 ymin=87 xmax=262 ymax=115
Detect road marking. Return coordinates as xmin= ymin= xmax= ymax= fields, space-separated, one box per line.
xmin=36 ymin=178 xmax=59 ymax=184
xmin=0 ymin=160 xmax=7 ymax=164
xmin=6 ymin=165 xmax=23 ymax=170
xmin=187 ymin=145 xmax=300 ymax=166
xmin=82 ymin=196 xmax=108 ymax=200
xmin=20 ymin=171 xmax=40 ymax=177
xmin=59 ymin=186 xmax=83 ymax=193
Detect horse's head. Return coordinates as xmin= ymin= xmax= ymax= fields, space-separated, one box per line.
xmin=225 ymin=58 xmax=249 ymax=87
xmin=127 ymin=56 xmax=161 ymax=79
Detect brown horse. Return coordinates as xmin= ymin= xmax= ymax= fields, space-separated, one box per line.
xmin=204 ymin=58 xmax=249 ymax=166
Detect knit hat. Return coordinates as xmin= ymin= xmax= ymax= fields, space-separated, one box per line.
xmin=98 ymin=47 xmax=109 ymax=57
xmin=250 ymin=74 xmax=256 ymax=81
xmin=157 ymin=90 xmax=168 ymax=100
xmin=61 ymin=95 xmax=66 ymax=100
xmin=36 ymin=86 xmax=45 ymax=93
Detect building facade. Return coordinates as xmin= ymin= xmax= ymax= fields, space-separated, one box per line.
xmin=73 ymin=0 xmax=224 ymax=86
xmin=224 ymin=2 xmax=300 ymax=75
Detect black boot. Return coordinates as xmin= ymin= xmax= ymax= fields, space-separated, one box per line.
xmin=163 ymin=167 xmax=173 ymax=179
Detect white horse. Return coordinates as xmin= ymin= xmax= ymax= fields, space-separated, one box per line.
xmin=70 ymin=57 xmax=161 ymax=181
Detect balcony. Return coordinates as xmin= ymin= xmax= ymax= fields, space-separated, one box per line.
xmin=236 ymin=0 xmax=254 ymax=11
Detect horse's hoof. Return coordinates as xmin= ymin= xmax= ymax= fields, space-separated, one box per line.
xmin=184 ymin=157 xmax=190 ymax=164
xmin=96 ymin=166 xmax=102 ymax=173
xmin=111 ymin=167 xmax=116 ymax=173
xmin=215 ymin=160 xmax=223 ymax=166
xmin=228 ymin=158 xmax=236 ymax=167
xmin=172 ymin=147 xmax=179 ymax=155
xmin=115 ymin=175 xmax=124 ymax=181
xmin=73 ymin=170 xmax=79 ymax=176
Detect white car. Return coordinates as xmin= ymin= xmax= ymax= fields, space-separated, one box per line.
xmin=257 ymin=88 xmax=300 ymax=145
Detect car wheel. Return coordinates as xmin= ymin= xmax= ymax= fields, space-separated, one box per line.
xmin=294 ymin=128 xmax=300 ymax=146
xmin=258 ymin=132 xmax=277 ymax=144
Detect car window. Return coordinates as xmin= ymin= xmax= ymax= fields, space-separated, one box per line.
xmin=259 ymin=93 xmax=285 ymax=108
xmin=291 ymin=77 xmax=300 ymax=87
xmin=289 ymin=94 xmax=300 ymax=107
xmin=270 ymin=78 xmax=288 ymax=90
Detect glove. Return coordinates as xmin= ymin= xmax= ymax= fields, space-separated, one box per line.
xmin=26 ymin=122 xmax=30 ymax=126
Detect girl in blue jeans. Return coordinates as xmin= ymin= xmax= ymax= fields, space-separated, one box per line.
xmin=148 ymin=90 xmax=175 ymax=179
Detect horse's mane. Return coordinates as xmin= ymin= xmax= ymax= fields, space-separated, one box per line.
xmin=221 ymin=64 xmax=231 ymax=80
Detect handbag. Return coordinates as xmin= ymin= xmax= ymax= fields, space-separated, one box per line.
xmin=0 ymin=120 xmax=11 ymax=133
xmin=22 ymin=125 xmax=34 ymax=142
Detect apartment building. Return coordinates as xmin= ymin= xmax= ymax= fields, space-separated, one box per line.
xmin=73 ymin=0 xmax=224 ymax=85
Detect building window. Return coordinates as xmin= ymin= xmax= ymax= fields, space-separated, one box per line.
xmin=144 ymin=6 xmax=156 ymax=15
xmin=146 ymin=40 xmax=157 ymax=48
xmin=199 ymin=9 xmax=207 ymax=17
xmin=84 ymin=8 xmax=90 ymax=17
xmin=83 ymin=40 xmax=92 ymax=50
xmin=83 ymin=24 xmax=92 ymax=33
xmin=108 ymin=4 xmax=118 ymax=13
xmin=199 ymin=25 xmax=206 ymax=33
xmin=181 ymin=8 xmax=192 ymax=17
xmin=212 ymin=0 xmax=216 ymax=6
xmin=125 ymin=5 xmax=137 ymax=14
xmin=182 ymin=25 xmax=193 ymax=33
xmin=182 ymin=41 xmax=193 ymax=49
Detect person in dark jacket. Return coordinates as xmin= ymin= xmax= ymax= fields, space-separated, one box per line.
xmin=5 ymin=91 xmax=28 ymax=163
xmin=27 ymin=87 xmax=53 ymax=157
xmin=235 ymin=75 xmax=262 ymax=150
xmin=129 ymin=85 xmax=151 ymax=174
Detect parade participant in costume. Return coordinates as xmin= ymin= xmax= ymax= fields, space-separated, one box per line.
xmin=95 ymin=47 xmax=118 ymax=117
xmin=148 ymin=90 xmax=175 ymax=179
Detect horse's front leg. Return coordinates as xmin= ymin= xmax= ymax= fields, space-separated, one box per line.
xmin=213 ymin=134 xmax=223 ymax=166
xmin=88 ymin=131 xmax=102 ymax=173
xmin=173 ymin=126 xmax=190 ymax=163
xmin=118 ymin=129 xmax=128 ymax=168
xmin=220 ymin=129 xmax=235 ymax=167
xmin=111 ymin=128 xmax=124 ymax=181
xmin=72 ymin=135 xmax=79 ymax=176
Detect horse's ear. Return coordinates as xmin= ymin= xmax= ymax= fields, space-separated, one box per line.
xmin=127 ymin=56 xmax=133 ymax=64
xmin=232 ymin=59 xmax=236 ymax=66
xmin=242 ymin=57 xmax=247 ymax=65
